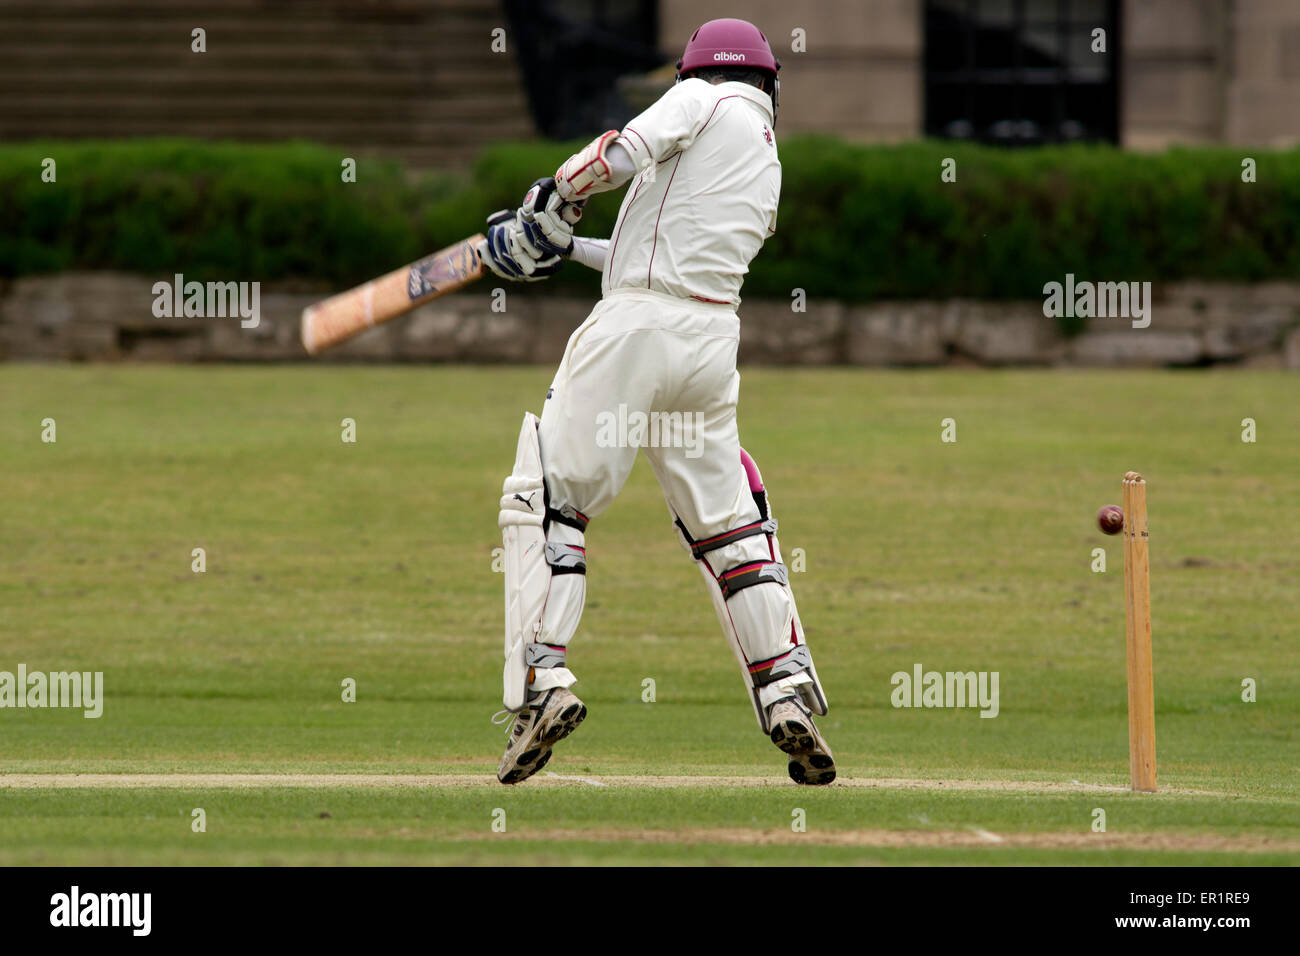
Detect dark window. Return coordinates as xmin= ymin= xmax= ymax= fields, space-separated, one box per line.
xmin=925 ymin=0 xmax=1120 ymax=145
xmin=505 ymin=0 xmax=663 ymax=138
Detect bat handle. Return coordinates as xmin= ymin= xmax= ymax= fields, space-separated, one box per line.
xmin=520 ymin=202 xmax=583 ymax=226
xmin=523 ymin=177 xmax=584 ymax=227
xmin=560 ymin=200 xmax=585 ymax=225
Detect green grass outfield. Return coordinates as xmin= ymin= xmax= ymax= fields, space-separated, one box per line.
xmin=1 ymin=365 xmax=1296 ymax=865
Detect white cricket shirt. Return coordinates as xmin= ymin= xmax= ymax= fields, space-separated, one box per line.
xmin=603 ymin=78 xmax=780 ymax=306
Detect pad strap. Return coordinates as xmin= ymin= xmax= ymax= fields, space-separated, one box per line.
xmin=718 ymin=560 xmax=788 ymax=599
xmin=686 ymin=517 xmax=777 ymax=560
xmin=524 ymin=643 xmax=567 ymax=670
xmin=748 ymin=645 xmax=814 ymax=687
xmin=546 ymin=504 xmax=589 ymax=533
xmin=545 ymin=542 xmax=587 ymax=575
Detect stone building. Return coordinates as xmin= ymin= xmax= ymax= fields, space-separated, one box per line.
xmin=3 ymin=1 xmax=1295 ymax=170
xmin=656 ymin=0 xmax=1300 ymax=149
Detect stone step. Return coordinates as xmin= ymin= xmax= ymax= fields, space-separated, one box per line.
xmin=0 ymin=96 xmax=529 ymax=123
xmin=0 ymin=0 xmax=495 ymax=13
xmin=0 ymin=44 xmax=502 ymax=68
xmin=0 ymin=69 xmax=523 ymax=95
xmin=0 ymin=117 xmax=529 ymax=148
xmin=0 ymin=0 xmax=530 ymax=169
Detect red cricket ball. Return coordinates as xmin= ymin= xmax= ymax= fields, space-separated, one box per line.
xmin=1097 ymin=505 xmax=1124 ymax=535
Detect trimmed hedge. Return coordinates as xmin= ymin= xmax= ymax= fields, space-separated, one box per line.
xmin=761 ymin=138 xmax=1300 ymax=302
xmin=4 ymin=138 xmax=1299 ymax=304
xmin=1 ymin=140 xmax=445 ymax=286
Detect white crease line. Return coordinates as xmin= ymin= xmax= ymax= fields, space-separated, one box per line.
xmin=544 ymin=772 xmax=607 ymax=787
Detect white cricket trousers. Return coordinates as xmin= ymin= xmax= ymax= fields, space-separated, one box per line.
xmin=538 ymin=287 xmax=758 ymax=538
xmin=529 ymin=287 xmax=812 ymax=718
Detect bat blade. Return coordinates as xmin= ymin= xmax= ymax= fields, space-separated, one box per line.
xmin=301 ymin=234 xmax=485 ymax=355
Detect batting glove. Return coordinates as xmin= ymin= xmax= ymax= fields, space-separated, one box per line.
xmin=479 ymin=208 xmax=562 ymax=283
xmin=520 ymin=177 xmax=584 ymax=258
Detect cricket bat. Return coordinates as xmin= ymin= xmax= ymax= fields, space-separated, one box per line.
xmin=300 ymin=235 xmax=485 ymax=355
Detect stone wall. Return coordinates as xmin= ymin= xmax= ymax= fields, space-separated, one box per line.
xmin=1 ymin=273 xmax=1298 ymax=368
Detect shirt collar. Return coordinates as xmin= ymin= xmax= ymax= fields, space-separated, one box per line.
xmin=716 ymin=81 xmax=774 ymax=122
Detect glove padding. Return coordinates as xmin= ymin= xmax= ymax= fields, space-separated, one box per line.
xmin=478 ymin=208 xmax=562 ymax=282
xmin=520 ymin=177 xmax=584 ymax=258
xmin=554 ymin=130 xmax=620 ymax=202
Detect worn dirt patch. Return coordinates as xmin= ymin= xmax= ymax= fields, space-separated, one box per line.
xmin=474 ymin=827 xmax=1300 ymax=853
xmin=1 ymin=774 xmax=1280 ymax=854
xmin=0 ymin=772 xmax=1217 ymax=795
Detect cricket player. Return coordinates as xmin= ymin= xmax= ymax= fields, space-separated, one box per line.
xmin=482 ymin=18 xmax=834 ymax=786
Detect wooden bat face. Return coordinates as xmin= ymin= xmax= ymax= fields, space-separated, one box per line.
xmin=300 ymin=234 xmax=485 ymax=355
xmin=407 ymin=240 xmax=482 ymax=300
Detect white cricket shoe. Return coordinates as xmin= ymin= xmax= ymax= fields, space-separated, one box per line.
xmin=494 ymin=687 xmax=587 ymax=785
xmin=767 ymin=695 xmax=836 ymax=785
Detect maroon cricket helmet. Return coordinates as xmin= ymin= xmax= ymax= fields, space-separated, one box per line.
xmin=675 ymin=18 xmax=781 ymax=118
xmin=677 ymin=18 xmax=780 ymax=76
